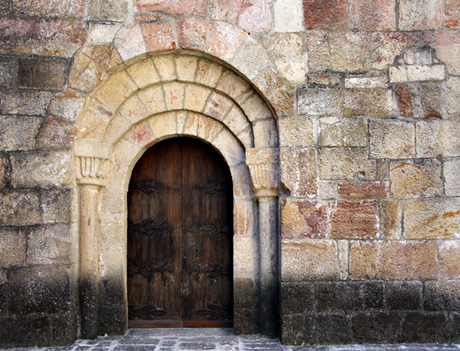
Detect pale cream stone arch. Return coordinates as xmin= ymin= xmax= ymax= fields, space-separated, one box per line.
xmin=74 ymin=51 xmax=280 ymax=339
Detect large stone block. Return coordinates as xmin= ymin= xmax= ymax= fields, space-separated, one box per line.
xmin=425 ymin=281 xmax=460 ymax=311
xmin=232 ymin=36 xmax=273 ymax=81
xmin=386 ymin=281 xmax=423 ymax=310
xmin=0 ymin=190 xmax=42 ymax=226
xmin=142 ymin=21 xmax=176 ymax=51
xmin=281 ymin=199 xmax=327 ymax=239
xmin=338 ymin=181 xmax=389 ymax=199
xmin=279 ymin=115 xmax=314 ymax=148
xmin=36 ymin=117 xmax=78 ymax=149
xmin=399 ymin=0 xmax=444 ymax=30
xmin=319 ymin=148 xmax=377 ymax=181
xmin=402 ymin=84 xmax=447 ymax=119
xmin=13 ymin=0 xmax=85 ymax=18
xmin=351 ymin=311 xmax=401 ymax=344
xmin=280 ymin=148 xmax=317 ymax=198
xmin=0 ymin=116 xmax=41 ymax=151
xmin=401 ymin=312 xmax=450 ymax=343
xmin=0 ymin=228 xmax=26 ymax=267
xmin=273 ymin=0 xmax=304 ymax=32
xmin=177 ymin=17 xmax=212 ymax=50
xmin=281 ymin=240 xmax=339 ymax=281
xmin=0 ymin=91 xmax=51 ymax=116
xmin=305 ymin=312 xmax=353 ymax=344
xmin=18 ymin=57 xmax=68 ymax=90
xmin=319 ymin=117 xmax=367 ymax=147
xmin=315 ymin=281 xmax=364 ymax=312
xmin=281 ymin=282 xmax=314 ymax=315
xmin=404 ymin=198 xmax=460 ymax=239
xmin=424 ymin=31 xmax=460 ymax=76
xmin=330 ymin=200 xmax=379 ymax=239
xmin=330 ymin=32 xmax=371 ymax=72
xmin=88 ymin=0 xmax=128 ymax=20
xmin=446 ymin=0 xmax=459 ymax=29
xmin=27 ymin=224 xmax=73 ymax=265
xmin=439 ymin=241 xmax=460 ymax=278
xmin=379 ymin=200 xmax=402 ymax=239
xmin=303 ymin=0 xmax=347 ymax=30
xmin=371 ymin=32 xmax=419 ymax=70
xmin=389 ymin=65 xmax=445 ymax=83
xmin=417 ymin=120 xmax=460 ymax=157
xmin=205 ymin=22 xmax=248 ymax=62
xmin=348 ymin=0 xmax=396 ymax=31
xmin=342 ymin=88 xmax=392 ymax=117
xmin=10 ymin=151 xmax=71 ymax=188
xmin=390 ymin=159 xmax=443 ymax=199
xmin=136 ymin=0 xmax=206 ymax=15
xmin=369 ymin=119 xmax=415 ymax=159
xmin=306 ymin=32 xmax=331 ymax=72
xmin=41 ymin=188 xmax=71 ymax=224
xmin=298 ymin=88 xmax=341 ymax=116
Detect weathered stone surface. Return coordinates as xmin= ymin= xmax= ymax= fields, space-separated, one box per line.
xmin=279 ymin=116 xmax=314 ymax=147
xmin=273 ymin=0 xmax=304 ymax=32
xmin=0 ymin=228 xmax=26 ymax=267
xmin=424 ymin=31 xmax=460 ymax=75
xmin=281 ymin=199 xmax=327 ymax=239
xmin=446 ymin=0 xmax=459 ymax=29
xmin=371 ymin=32 xmax=419 ymax=70
xmin=396 ymin=84 xmax=414 ymax=117
xmin=401 ymin=312 xmax=450 ymax=343
xmin=143 ymin=21 xmax=176 ymax=51
xmin=330 ymin=32 xmax=371 ymax=72
xmin=88 ymin=0 xmax=128 ymax=21
xmin=0 ymin=91 xmax=51 ymax=116
xmin=386 ymin=281 xmax=423 ymax=310
xmin=444 ymin=158 xmax=460 ymax=196
xmin=425 ymin=280 xmax=460 ymax=311
xmin=319 ymin=117 xmax=367 ymax=147
xmin=448 ymin=76 xmax=460 ymax=116
xmin=349 ymin=0 xmax=396 ymax=31
xmin=380 ymin=200 xmax=402 ymax=239
xmin=349 ymin=240 xmax=438 ymax=280
xmin=136 ymin=0 xmax=207 ymax=16
xmin=280 ymin=148 xmax=317 ymax=198
xmin=306 ymin=32 xmax=331 ymax=72
xmin=298 ymin=88 xmax=340 ymax=116
xmin=86 ymin=23 xmax=122 ymax=45
xmin=0 ymin=191 xmax=41 ymax=226
xmin=0 ymin=1 xmax=12 ymax=16
xmin=0 ymin=116 xmax=41 ymax=151
xmin=439 ymin=241 xmax=460 ymax=278
xmin=344 ymin=76 xmax=388 ymax=89
xmin=369 ymin=120 xmax=415 ymax=159
xmin=114 ymin=25 xmax=147 ymax=61
xmin=232 ymin=36 xmax=273 ymax=81
xmin=342 ymin=88 xmax=392 ymax=117
xmin=205 ymin=22 xmax=248 ymax=62
xmin=389 ymin=65 xmax=445 ymax=83
xmin=0 ymin=19 xmax=85 ymax=57
xmin=27 ymin=224 xmax=73 ymax=265
xmin=14 ymin=0 xmax=85 ymax=18
xmin=399 ymin=0 xmax=444 ymax=30
xmin=338 ymin=181 xmax=389 ymax=199
xmin=319 ymin=148 xmax=377 ymax=181
xmin=48 ymin=91 xmax=85 ymax=121
xmin=230 ymin=0 xmax=271 ymax=34
xmin=390 ymin=159 xmax=443 ymax=199
xmin=404 ymin=47 xmax=433 ymax=65
xmin=281 ymin=282 xmax=314 ymax=315
xmin=417 ymin=120 xmax=460 ymax=157
xmin=315 ymin=281 xmax=364 ymax=312
xmin=404 ymin=198 xmax=460 ymax=239
xmin=10 ymin=151 xmax=71 ymax=188
xmin=177 ymin=17 xmax=212 ymax=50
xmin=305 ymin=312 xmax=353 ymax=344
xmin=330 ymin=200 xmax=379 ymax=239
xmin=281 ymin=240 xmax=339 ymax=281
xmin=303 ymin=0 xmax=347 ymax=30
xmin=0 ymin=57 xmax=16 ymax=88
xmin=41 ymin=188 xmax=71 ymax=224
xmin=37 ymin=117 xmax=78 ymax=149
xmin=351 ymin=311 xmax=401 ymax=344
xmin=318 ymin=180 xmax=337 ymax=200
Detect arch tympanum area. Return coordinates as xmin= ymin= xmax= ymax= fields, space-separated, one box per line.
xmin=73 ymin=51 xmax=280 ymax=339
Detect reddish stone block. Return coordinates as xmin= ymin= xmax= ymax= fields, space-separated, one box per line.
xmin=177 ymin=17 xmax=212 ymax=50
xmin=205 ymin=22 xmax=248 ymax=61
xmin=37 ymin=117 xmax=78 ymax=149
xmin=331 ymin=200 xmax=379 ymax=239
xmin=209 ymin=0 xmax=230 ymax=20
xmin=396 ymin=84 xmax=414 ymax=117
xmin=81 ymin=45 xmax=122 ymax=72
xmin=303 ymin=0 xmax=347 ymax=30
xmin=446 ymin=0 xmax=459 ymax=29
xmin=281 ymin=199 xmax=327 ymax=239
xmin=280 ymin=148 xmax=317 ymax=198
xmin=134 ymin=14 xmax=166 ymax=23
xmin=143 ymin=21 xmax=176 ymax=52
xmin=348 ymin=0 xmax=396 ymax=31
xmin=399 ymin=0 xmax=444 ymax=30
xmin=371 ymin=32 xmax=418 ymax=70
xmin=18 ymin=57 xmax=68 ymax=90
xmin=136 ymin=0 xmax=207 ymax=16
xmin=230 ymin=0 xmax=271 ymax=33
xmin=338 ymin=182 xmax=389 ymax=199
xmin=125 ymin=122 xmax=155 ymax=148
xmin=13 ymin=0 xmax=85 ymax=18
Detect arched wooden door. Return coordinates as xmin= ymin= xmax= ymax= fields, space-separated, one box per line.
xmin=127 ymin=137 xmax=233 ymax=327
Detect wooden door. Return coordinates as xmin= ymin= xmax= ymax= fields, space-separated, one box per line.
xmin=127 ymin=137 xmax=233 ymax=327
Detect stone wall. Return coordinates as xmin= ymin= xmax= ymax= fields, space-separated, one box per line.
xmin=0 ymin=0 xmax=459 ymax=348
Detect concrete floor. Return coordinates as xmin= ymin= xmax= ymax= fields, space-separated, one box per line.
xmin=1 ymin=329 xmax=459 ymax=351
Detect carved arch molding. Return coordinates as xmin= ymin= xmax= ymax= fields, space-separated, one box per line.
xmin=74 ymin=51 xmax=280 ymax=338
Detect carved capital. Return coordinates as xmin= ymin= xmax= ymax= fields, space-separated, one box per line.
xmin=246 ymin=148 xmax=280 ymax=199
xmin=75 ymin=141 xmax=111 ymax=187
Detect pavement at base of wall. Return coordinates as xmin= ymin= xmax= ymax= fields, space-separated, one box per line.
xmin=1 ymin=328 xmax=460 ymax=351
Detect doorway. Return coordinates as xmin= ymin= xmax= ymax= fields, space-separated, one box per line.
xmin=127 ymin=137 xmax=233 ymax=327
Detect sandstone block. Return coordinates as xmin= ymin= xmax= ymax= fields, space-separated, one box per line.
xmin=279 ymin=115 xmax=315 ymax=148
xmin=113 ymin=25 xmax=147 ymax=61
xmin=0 ymin=228 xmax=26 ymax=267
xmin=41 ymin=188 xmax=71 ymax=224
xmin=222 ymin=106 xmax=250 ymax=137
xmin=444 ymin=158 xmax=460 ymax=196
xmin=230 ymin=0 xmax=271 ymax=34
xmin=109 ymin=139 xmax=143 ymax=192
xmin=273 ymin=0 xmax=304 ymax=32
xmin=143 ymin=21 xmax=176 ymax=52
xmin=10 ymin=151 xmax=71 ymax=188
xmin=0 ymin=116 xmax=41 ymax=151
xmin=318 ymin=180 xmax=337 ymax=200
xmin=446 ymin=0 xmax=459 ymax=29
xmin=233 ymin=200 xmax=254 ymax=236
xmin=404 ymin=198 xmax=460 ymax=239
xmin=261 ymin=33 xmax=306 ymax=61
xmin=0 ymin=191 xmax=41 ymax=226
xmin=396 ymin=83 xmax=446 ymax=119
xmin=68 ymin=52 xmax=106 ymax=93
xmin=306 ymin=32 xmax=331 ymax=72
xmin=0 ymin=58 xmax=16 ymax=88
xmin=0 ymin=91 xmax=51 ymax=116
xmin=88 ymin=0 xmax=128 ymax=20
xmin=417 ymin=120 xmax=460 ymax=157
xmin=232 ymin=36 xmax=273 ymax=81
xmin=319 ymin=148 xmax=377 ymax=181
xmin=344 ymin=77 xmax=388 ymax=89
xmin=163 ymin=82 xmax=186 ymax=111
xmin=389 ymin=65 xmax=445 ymax=83
xmin=203 ymin=92 xmax=233 ymax=121
xmin=319 ymin=117 xmax=367 ymax=147
xmin=87 ymin=23 xmax=122 ymax=45
xmin=303 ymin=0 xmax=347 ymax=30
xmin=182 ymin=112 xmax=223 ymax=144
xmin=95 ymin=70 xmax=138 ymax=113
xmin=448 ymin=77 xmax=460 ymax=116
xmin=48 ymin=92 xmax=85 ymax=121
xmin=349 ymin=240 xmax=437 ymax=280
xmin=423 ymin=32 xmax=460 ymax=75
xmin=298 ymin=88 xmax=340 ymax=116
xmin=216 ymin=71 xmax=249 ymax=101
xmin=439 ymin=241 xmax=460 ymax=278
xmin=308 ymin=72 xmax=342 ymax=86
xmin=125 ymin=121 xmax=155 ymax=149
xmin=281 ymin=199 xmax=327 ymax=239
xmin=177 ymin=17 xmax=212 ymax=50
xmin=386 ymin=281 xmax=423 ymax=310
xmin=396 ymin=84 xmax=413 ymax=117
xmin=390 ymin=159 xmax=443 ymax=199
xmin=208 ymin=0 xmax=229 ymax=20
xmin=348 ymin=0 xmax=396 ymax=31
xmin=281 ymin=240 xmax=339 ymax=281
xmin=369 ymin=120 xmax=415 ymax=159
xmin=342 ymin=88 xmax=392 ymax=117
xmin=205 ymin=22 xmax=248 ymax=62
xmin=175 ymin=55 xmax=199 ymax=82
xmin=399 ymin=0 xmax=444 ymax=30
xmin=330 ymin=200 xmax=379 ymax=239
xmin=280 ymin=148 xmax=317 ymax=198
xmin=27 ymin=224 xmax=73 ymax=265
xmin=137 ymin=85 xmax=167 ymax=116
xmin=253 ymin=119 xmax=278 ymax=148
xmin=380 ymin=200 xmax=402 ymax=239
xmin=18 ymin=57 xmax=68 ymax=90
xmin=37 ymin=117 xmax=78 ymax=149
xmin=125 ymin=58 xmax=160 ymax=90
xmin=371 ymin=32 xmax=419 ymax=70
xmin=404 ymin=47 xmax=433 ymax=65
xmin=239 ymin=94 xmax=272 ymax=122
xmin=424 ymin=281 xmax=460 ymax=311
xmin=137 ymin=0 xmax=207 ymax=15
xmin=100 ymin=190 xmax=126 ymax=216
xmin=330 ymin=32 xmax=371 ymax=72
xmin=338 ymin=181 xmax=389 ymax=199
xmin=184 ymin=84 xmax=211 ymax=113
xmin=154 ymin=55 xmax=179 ymax=81
xmin=233 ymin=236 xmax=256 ymax=277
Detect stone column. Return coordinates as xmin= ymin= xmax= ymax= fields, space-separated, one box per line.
xmin=75 ymin=141 xmax=110 ymax=339
xmin=246 ymin=148 xmax=280 ymax=338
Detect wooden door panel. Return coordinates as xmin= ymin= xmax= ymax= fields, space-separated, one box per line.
xmin=128 ymin=138 xmax=233 ymax=327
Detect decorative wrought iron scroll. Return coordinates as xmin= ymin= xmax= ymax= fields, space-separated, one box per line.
xmin=195 ymin=178 xmax=228 ymax=195
xmin=128 ymin=305 xmax=167 ymax=320
xmin=187 ymin=263 xmax=230 ymax=281
xmin=195 ymin=304 xmax=232 ymax=320
xmin=128 ymin=217 xmax=174 ymax=238
xmin=128 ymin=259 xmax=175 ymax=281
xmin=129 ymin=177 xmax=165 ymax=195
xmin=188 ymin=217 xmax=229 ymax=238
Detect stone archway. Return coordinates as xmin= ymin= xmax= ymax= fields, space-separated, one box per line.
xmin=73 ymin=51 xmax=280 ymax=339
